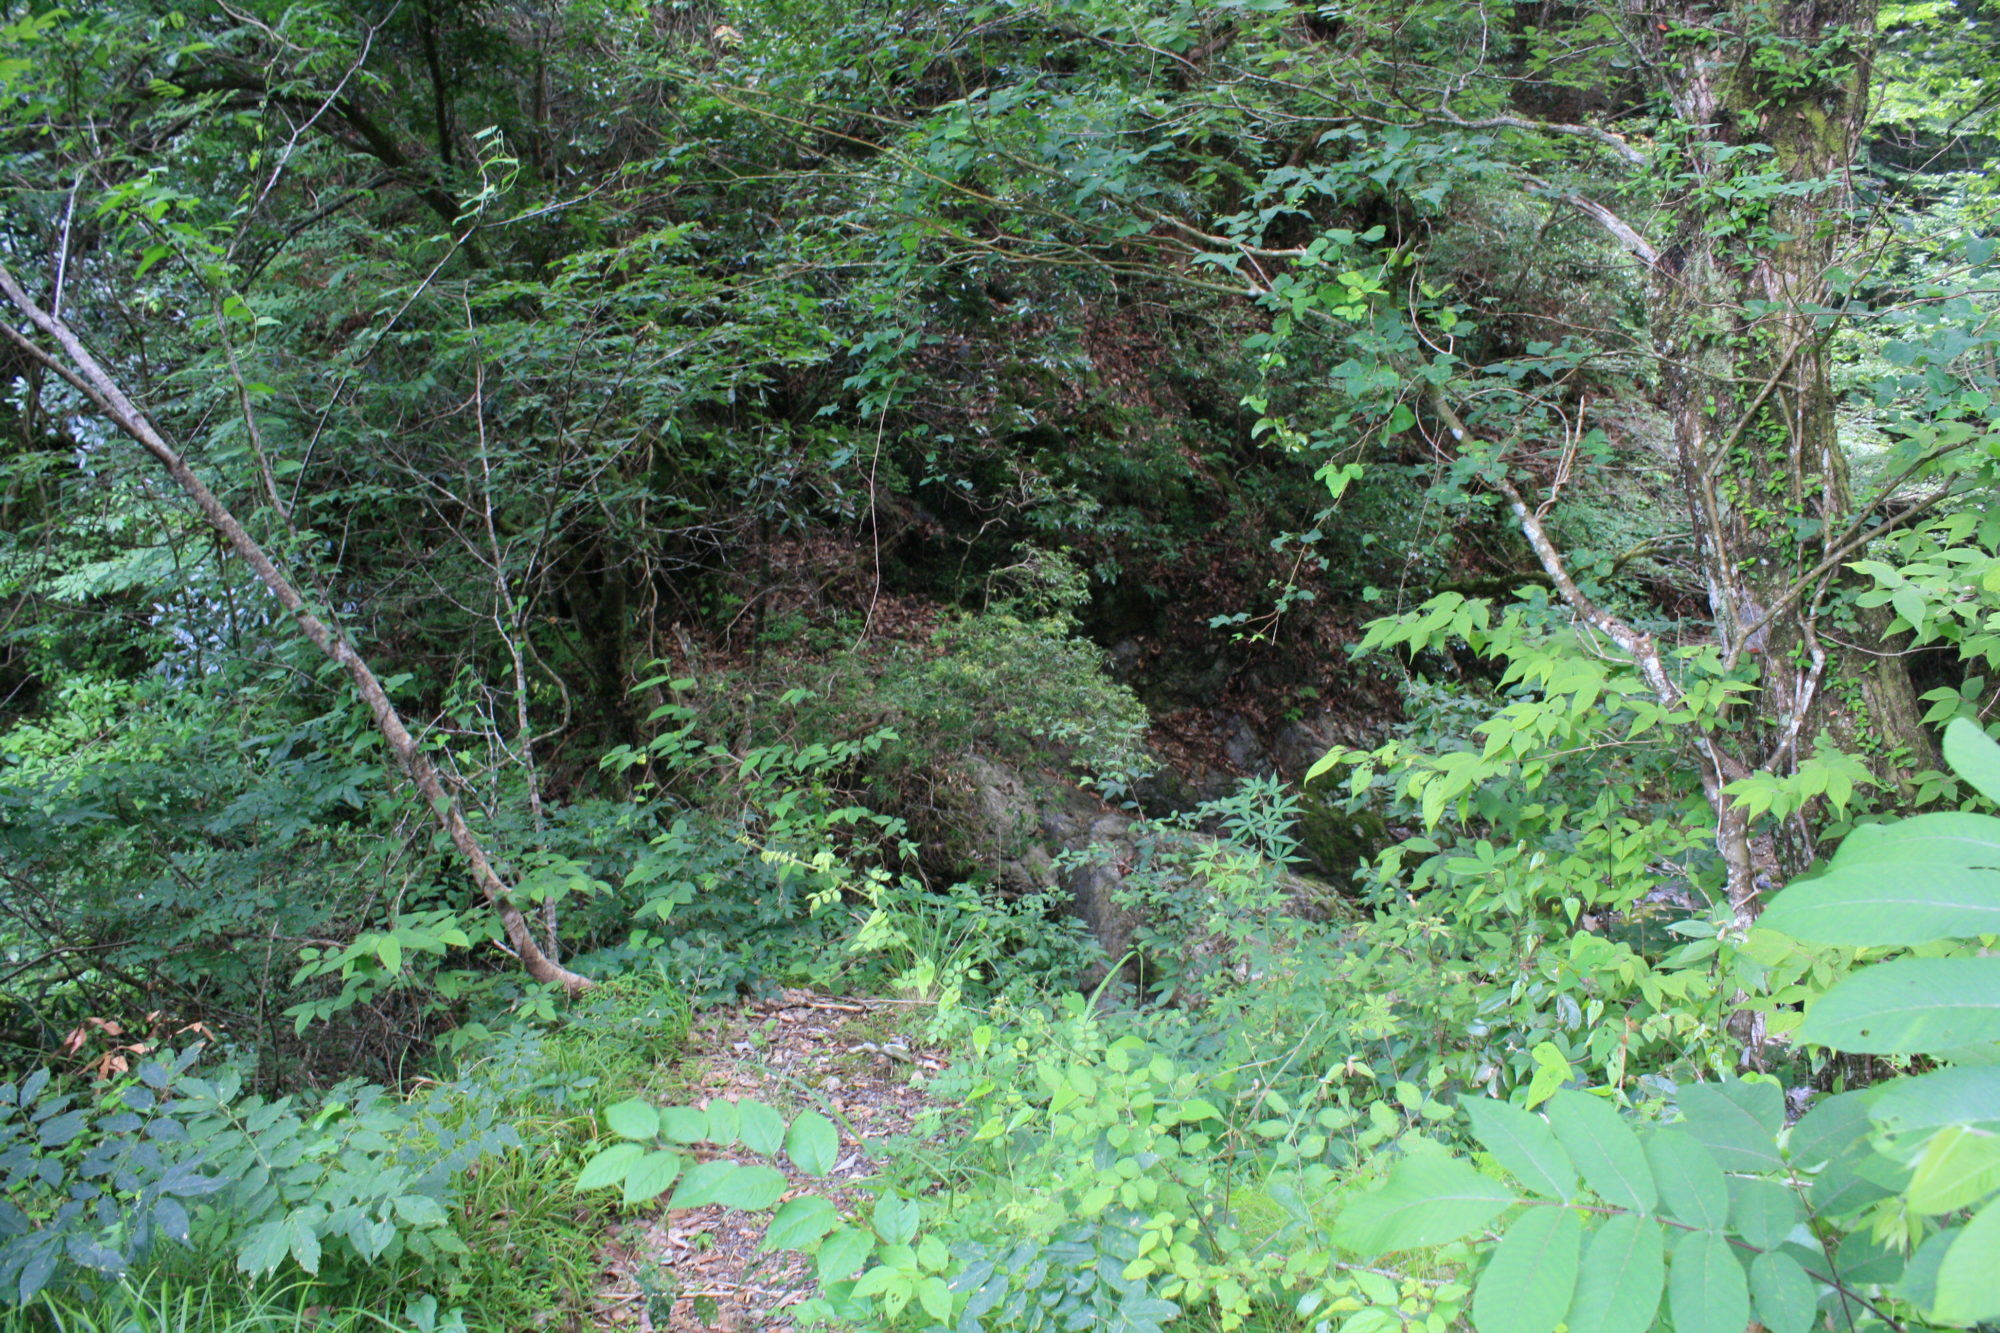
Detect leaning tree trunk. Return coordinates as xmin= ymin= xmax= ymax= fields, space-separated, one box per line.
xmin=1636 ymin=0 xmax=1930 ymax=914
xmin=0 ymin=266 xmax=592 ymax=998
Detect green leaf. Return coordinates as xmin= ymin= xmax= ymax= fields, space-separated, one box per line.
xmin=713 ymin=1164 xmax=787 ymax=1210
xmin=391 ymin=1194 xmax=446 ymax=1227
xmin=1760 ymin=813 xmax=2000 ymax=946
xmin=706 ymin=1098 xmax=741 ymax=1146
xmin=1896 ymin=1225 xmax=1960 ymax=1312
xmin=604 ymin=1099 xmax=661 ymax=1141
xmin=1677 ymin=1079 xmax=1783 ymax=1170
xmin=1524 ymin=1043 xmax=1572 ymax=1109
xmin=1908 ymin=1124 xmax=2000 ymax=1214
xmin=1669 ymin=1230 xmax=1749 ymax=1333
xmin=853 ymin=1262 xmax=913 ymax=1316
xmin=737 ymin=1100 xmax=787 ymax=1156
xmin=152 ymin=1196 xmax=190 ymax=1244
xmin=661 ymin=1105 xmax=708 ymax=1143
xmin=1726 ymin=1177 xmax=1801 ymax=1249
xmin=36 ymin=1111 xmax=85 ymax=1149
xmin=785 ymin=1111 xmax=840 ymax=1176
xmin=1800 ymin=958 xmax=2000 ymax=1054
xmin=816 ymin=1225 xmax=875 ymax=1282
xmin=670 ymin=1160 xmax=739 ymax=1209
xmin=623 ymin=1150 xmax=683 ymax=1206
xmin=873 ymin=1193 xmax=919 ymax=1246
xmin=1835 ymin=1230 xmax=1906 ymax=1286
xmin=765 ymin=1195 xmax=838 ymax=1251
xmin=1546 ymin=1092 xmax=1656 ymax=1215
xmin=1334 ymin=1153 xmax=1520 ymax=1253
xmin=1464 ymin=1099 xmax=1575 ymax=1200
xmin=1471 ymin=1206 xmax=1581 ymax=1333
xmin=1565 ymin=1214 xmax=1663 ymax=1333
xmin=1645 ymin=1129 xmax=1728 ymax=1231
xmin=1749 ymin=1251 xmax=1816 ymax=1333
xmin=916 ymin=1275 xmax=953 ymax=1322
xmin=288 ymin=1213 xmax=322 ymax=1275
xmin=237 ymin=1219 xmax=288 ymax=1276
xmin=1945 ymin=717 xmax=2000 ymax=804
xmin=1787 ymin=1090 xmax=1872 ymax=1170
xmin=1871 ymin=1067 xmax=2000 ymax=1136
xmin=577 ymin=1142 xmax=644 ymax=1192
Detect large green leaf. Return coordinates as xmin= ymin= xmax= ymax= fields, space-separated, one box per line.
xmin=669 ymin=1159 xmax=740 ymax=1209
xmin=1565 ymin=1213 xmax=1663 ymax=1333
xmin=1786 ymin=1090 xmax=1872 ymax=1170
xmin=1760 ymin=813 xmax=2000 ymax=946
xmin=1645 ymin=1129 xmax=1729 ymax=1231
xmin=1907 ymin=1124 xmax=2000 ymax=1214
xmin=1833 ymin=1231 xmax=1906 ymax=1286
xmin=705 ymin=1099 xmax=741 ymax=1146
xmin=1669 ymin=1230 xmax=1749 ymax=1333
xmin=622 ymin=1149 xmax=683 ymax=1206
xmin=736 ymin=1100 xmax=787 ymax=1156
xmin=1677 ymin=1079 xmax=1783 ymax=1170
xmin=1749 ymin=1251 xmax=1816 ymax=1333
xmin=661 ymin=1105 xmax=709 ymax=1144
xmin=816 ymin=1225 xmax=875 ymax=1282
xmin=1463 ymin=1098 xmax=1575 ymax=1200
xmin=1546 ymin=1092 xmax=1656 ymax=1215
xmin=603 ymin=1099 xmax=661 ymax=1142
xmin=1726 ymin=1177 xmax=1801 ymax=1249
xmin=872 ymin=1193 xmax=920 ymax=1246
xmin=712 ymin=1163 xmax=788 ymax=1210
xmin=576 ymin=1142 xmax=643 ymax=1192
xmin=1334 ymin=1153 xmax=1520 ymax=1253
xmin=785 ymin=1111 xmax=840 ymax=1176
xmin=764 ymin=1195 xmax=838 ymax=1251
xmin=1944 ymin=716 xmax=2000 ymax=806
xmin=1896 ymin=1225 xmax=1961 ymax=1313
xmin=1471 ymin=1206 xmax=1581 ymax=1333
xmin=1800 ymin=957 xmax=2000 ymax=1054
xmin=1870 ymin=1066 xmax=2000 ymax=1136
xmin=1936 ymin=1192 xmax=2000 ymax=1320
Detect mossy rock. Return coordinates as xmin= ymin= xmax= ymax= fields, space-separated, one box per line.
xmin=1296 ymin=791 xmax=1388 ymax=892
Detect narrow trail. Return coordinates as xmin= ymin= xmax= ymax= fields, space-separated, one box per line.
xmin=595 ymin=991 xmax=946 ymax=1332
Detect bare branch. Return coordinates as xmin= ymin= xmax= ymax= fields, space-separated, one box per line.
xmin=0 ymin=264 xmax=589 ymax=996
xmin=1438 ymin=111 xmax=1649 ymax=167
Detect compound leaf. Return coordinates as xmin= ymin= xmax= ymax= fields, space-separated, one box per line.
xmin=1547 ymin=1092 xmax=1656 ymax=1215
xmin=1464 ymin=1098 xmax=1575 ymax=1200
xmin=1471 ymin=1206 xmax=1581 ymax=1333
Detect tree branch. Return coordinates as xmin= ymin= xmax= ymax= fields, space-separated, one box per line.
xmin=0 ymin=266 xmax=588 ymax=996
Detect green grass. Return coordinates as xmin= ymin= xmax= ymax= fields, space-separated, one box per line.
xmin=1 ymin=1272 xmax=448 ymax=1333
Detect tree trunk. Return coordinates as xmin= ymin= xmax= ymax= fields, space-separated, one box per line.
xmin=1637 ymin=0 xmax=1931 ymax=912
xmin=0 ymin=265 xmax=592 ymax=997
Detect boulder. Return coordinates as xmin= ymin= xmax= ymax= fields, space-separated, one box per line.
xmin=957 ymin=753 xmax=1352 ymax=991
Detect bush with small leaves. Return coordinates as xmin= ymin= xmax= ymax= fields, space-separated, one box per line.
xmin=0 ymin=1046 xmax=523 ymax=1307
xmin=0 ymin=1048 xmax=222 ymax=1304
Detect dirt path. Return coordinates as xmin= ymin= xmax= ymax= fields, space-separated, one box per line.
xmin=594 ymin=990 xmax=945 ymax=1331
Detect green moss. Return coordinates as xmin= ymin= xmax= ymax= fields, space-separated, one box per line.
xmin=1295 ymin=793 xmax=1387 ymax=893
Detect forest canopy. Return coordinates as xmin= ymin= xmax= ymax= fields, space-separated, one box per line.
xmin=2 ymin=0 xmax=1999 ymax=1328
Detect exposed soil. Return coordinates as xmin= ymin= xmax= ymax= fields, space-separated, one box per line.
xmin=594 ymin=991 xmax=946 ymax=1332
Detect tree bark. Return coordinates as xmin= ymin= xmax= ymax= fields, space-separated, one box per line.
xmin=0 ymin=265 xmax=591 ymax=997
xmin=1634 ymin=0 xmax=1931 ymax=911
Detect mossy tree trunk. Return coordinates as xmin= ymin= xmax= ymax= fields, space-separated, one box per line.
xmin=1637 ymin=0 xmax=1931 ymax=912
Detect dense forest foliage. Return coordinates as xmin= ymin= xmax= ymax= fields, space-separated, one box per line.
xmin=3 ymin=0 xmax=2000 ymax=1327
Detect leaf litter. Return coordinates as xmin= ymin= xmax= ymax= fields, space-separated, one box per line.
xmin=595 ymin=990 xmax=945 ymax=1331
